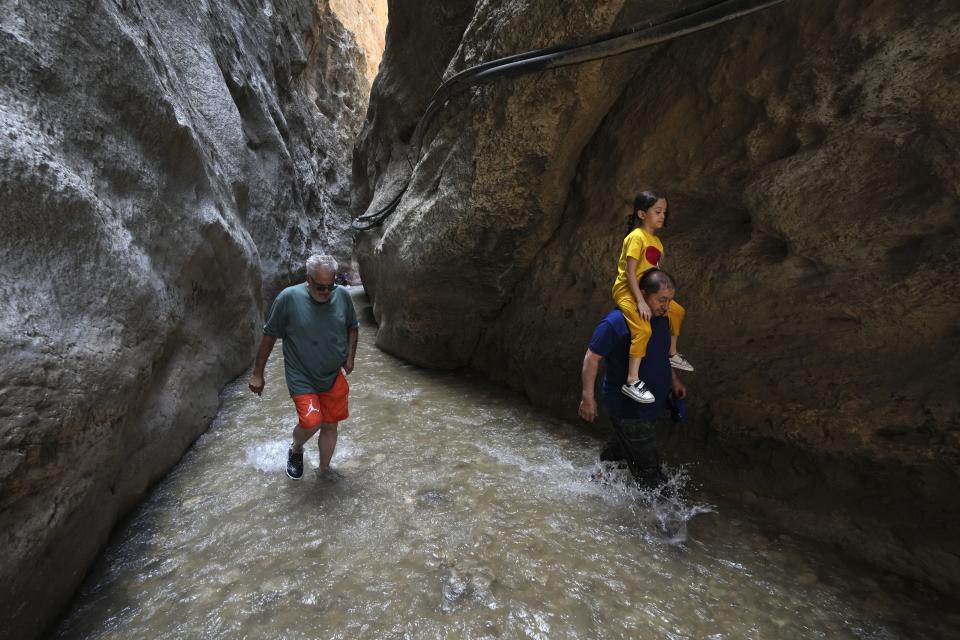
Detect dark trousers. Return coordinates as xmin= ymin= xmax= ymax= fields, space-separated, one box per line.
xmin=600 ymin=416 xmax=662 ymax=483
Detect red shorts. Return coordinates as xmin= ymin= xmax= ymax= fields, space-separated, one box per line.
xmin=291 ymin=371 xmax=349 ymax=429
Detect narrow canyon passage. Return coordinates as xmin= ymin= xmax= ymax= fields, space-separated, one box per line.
xmin=54 ymin=290 xmax=956 ymax=639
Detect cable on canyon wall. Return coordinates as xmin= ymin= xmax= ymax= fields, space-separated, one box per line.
xmin=351 ymin=0 xmax=788 ymax=231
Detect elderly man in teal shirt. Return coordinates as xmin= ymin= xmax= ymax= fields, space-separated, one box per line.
xmin=248 ymin=254 xmax=359 ymax=479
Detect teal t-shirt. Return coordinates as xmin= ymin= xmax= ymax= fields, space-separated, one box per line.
xmin=263 ymin=284 xmax=358 ymax=395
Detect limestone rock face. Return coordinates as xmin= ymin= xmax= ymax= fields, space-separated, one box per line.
xmin=0 ymin=0 xmax=371 ymax=636
xmin=331 ymin=0 xmax=388 ymax=82
xmin=353 ymin=1 xmax=960 ymax=590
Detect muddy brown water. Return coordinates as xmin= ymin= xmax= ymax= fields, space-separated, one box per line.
xmin=54 ymin=288 xmax=958 ymax=639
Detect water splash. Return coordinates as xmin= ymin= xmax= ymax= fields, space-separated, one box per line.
xmin=243 ymin=440 xmax=289 ymax=473
xmin=243 ymin=439 xmax=364 ymax=474
xmin=589 ymin=461 xmax=713 ymax=544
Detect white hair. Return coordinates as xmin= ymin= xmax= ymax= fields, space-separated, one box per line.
xmin=305 ymin=254 xmax=338 ymax=276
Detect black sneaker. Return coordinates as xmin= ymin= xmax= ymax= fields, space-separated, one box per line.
xmin=286 ymin=448 xmax=304 ymax=479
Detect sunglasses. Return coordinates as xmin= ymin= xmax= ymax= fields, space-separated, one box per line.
xmin=308 ymin=277 xmax=337 ymax=292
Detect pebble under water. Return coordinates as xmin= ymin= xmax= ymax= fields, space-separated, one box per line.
xmin=55 ymin=289 xmax=959 ymax=639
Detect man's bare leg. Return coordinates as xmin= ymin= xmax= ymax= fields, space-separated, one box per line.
xmin=318 ymin=422 xmax=338 ymax=472
xmin=291 ymin=424 xmax=321 ymax=452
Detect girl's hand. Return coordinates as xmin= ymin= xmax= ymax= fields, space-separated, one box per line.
xmin=637 ymin=299 xmax=651 ymax=321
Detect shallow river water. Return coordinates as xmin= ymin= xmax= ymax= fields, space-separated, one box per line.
xmin=55 ymin=289 xmax=957 ymax=639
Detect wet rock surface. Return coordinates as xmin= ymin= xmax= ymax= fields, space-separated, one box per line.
xmin=353 ymin=0 xmax=960 ymax=590
xmin=0 ymin=0 xmax=373 ymax=637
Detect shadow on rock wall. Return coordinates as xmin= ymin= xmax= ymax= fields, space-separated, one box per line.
xmin=353 ymin=0 xmax=960 ymax=592
xmin=0 ymin=0 xmax=370 ymax=637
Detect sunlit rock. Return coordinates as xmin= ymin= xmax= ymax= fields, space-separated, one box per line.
xmin=330 ymin=0 xmax=388 ymax=82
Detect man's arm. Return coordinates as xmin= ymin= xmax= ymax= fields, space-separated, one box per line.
xmin=579 ymin=349 xmax=603 ymax=422
xmin=343 ymin=326 xmax=358 ymax=374
xmin=248 ymin=334 xmax=277 ymax=395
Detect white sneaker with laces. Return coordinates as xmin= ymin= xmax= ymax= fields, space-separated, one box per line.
xmin=669 ymin=353 xmax=695 ymax=372
xmin=621 ymin=380 xmax=655 ymax=404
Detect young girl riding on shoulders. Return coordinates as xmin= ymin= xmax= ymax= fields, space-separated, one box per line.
xmin=612 ymin=190 xmax=694 ymax=404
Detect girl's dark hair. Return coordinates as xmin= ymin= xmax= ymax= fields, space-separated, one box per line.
xmin=624 ymin=190 xmax=669 ymax=237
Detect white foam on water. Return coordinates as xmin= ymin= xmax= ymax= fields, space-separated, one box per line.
xmin=474 ymin=442 xmax=581 ymax=480
xmin=244 ymin=440 xmax=289 ymax=473
xmin=331 ymin=441 xmax=362 ymax=465
xmin=242 ymin=440 xmax=364 ymax=474
xmin=472 ymin=440 xmax=713 ymax=548
xmin=585 ymin=462 xmax=713 ymax=544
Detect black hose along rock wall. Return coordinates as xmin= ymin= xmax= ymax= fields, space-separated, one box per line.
xmin=0 ymin=1 xmax=369 ymax=637
xmin=353 ymin=0 xmax=960 ymax=591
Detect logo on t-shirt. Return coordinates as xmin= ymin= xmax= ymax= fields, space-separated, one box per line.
xmin=645 ymin=246 xmax=662 ymax=267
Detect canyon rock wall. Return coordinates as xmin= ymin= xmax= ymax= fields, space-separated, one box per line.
xmin=0 ymin=0 xmax=372 ymax=637
xmin=353 ymin=0 xmax=960 ymax=590
xmin=331 ymin=0 xmax=388 ymax=82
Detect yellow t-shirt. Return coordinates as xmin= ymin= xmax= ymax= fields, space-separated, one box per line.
xmin=611 ymin=227 xmax=664 ymax=300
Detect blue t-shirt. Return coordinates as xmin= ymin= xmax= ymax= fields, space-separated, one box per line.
xmin=263 ymin=284 xmax=358 ymax=394
xmin=588 ymin=309 xmax=671 ymax=420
